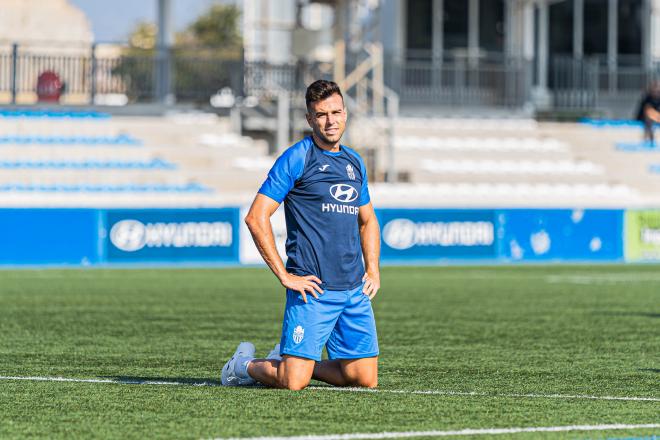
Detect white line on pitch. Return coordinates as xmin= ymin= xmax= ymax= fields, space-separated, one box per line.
xmin=305 ymin=386 xmax=660 ymax=402
xmin=1 ymin=375 xmax=658 ymax=402
xmin=210 ymin=424 xmax=660 ymax=440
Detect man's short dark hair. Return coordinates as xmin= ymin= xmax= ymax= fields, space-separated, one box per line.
xmin=305 ymin=80 xmax=344 ymax=110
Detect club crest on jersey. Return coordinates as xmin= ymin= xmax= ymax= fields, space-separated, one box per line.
xmin=293 ymin=325 xmax=304 ymax=344
xmin=346 ymin=165 xmax=356 ymax=180
xmin=329 ymin=184 xmax=358 ymax=203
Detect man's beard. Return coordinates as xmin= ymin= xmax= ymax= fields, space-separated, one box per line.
xmin=318 ymin=128 xmax=343 ymax=144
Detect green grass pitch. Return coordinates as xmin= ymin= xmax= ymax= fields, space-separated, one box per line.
xmin=0 ymin=266 xmax=658 ymax=439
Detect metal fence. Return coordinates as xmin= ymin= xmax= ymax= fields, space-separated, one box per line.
xmin=551 ymin=55 xmax=660 ymax=112
xmin=0 ymin=43 xmax=244 ymax=104
xmin=384 ymin=55 xmax=532 ymax=108
xmin=2 ymin=42 xmax=658 ymax=115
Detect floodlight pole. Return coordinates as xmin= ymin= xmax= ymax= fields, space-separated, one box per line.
xmin=156 ymin=0 xmax=174 ymax=104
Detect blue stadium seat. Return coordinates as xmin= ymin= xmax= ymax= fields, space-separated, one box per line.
xmin=0 ymin=159 xmax=176 ymax=170
xmin=0 ymin=109 xmax=110 ymax=119
xmin=615 ymin=141 xmax=659 ymax=152
xmin=0 ymin=134 xmax=142 ymax=146
xmin=0 ymin=183 xmax=211 ymax=193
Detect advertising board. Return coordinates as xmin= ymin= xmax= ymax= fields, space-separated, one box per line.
xmin=0 ymin=209 xmax=99 ymax=265
xmin=625 ymin=210 xmax=660 ymax=261
xmin=105 ymin=209 xmax=239 ymax=263
xmin=497 ymin=209 xmax=623 ymax=261
xmin=378 ymin=209 xmax=497 ymax=261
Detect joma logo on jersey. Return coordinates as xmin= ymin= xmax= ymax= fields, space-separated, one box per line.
xmin=329 ymin=184 xmax=358 ymax=203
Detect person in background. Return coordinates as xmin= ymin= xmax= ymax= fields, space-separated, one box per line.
xmin=636 ymin=81 xmax=660 ymax=145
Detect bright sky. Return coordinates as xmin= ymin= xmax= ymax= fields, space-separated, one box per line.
xmin=69 ymin=0 xmax=237 ymax=43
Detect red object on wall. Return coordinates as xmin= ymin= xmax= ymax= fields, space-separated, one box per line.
xmin=36 ymin=71 xmax=63 ymax=102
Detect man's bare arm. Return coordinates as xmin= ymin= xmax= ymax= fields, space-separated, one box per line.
xmin=244 ymin=194 xmax=323 ymax=302
xmin=645 ymin=104 xmax=660 ymax=123
xmin=358 ymin=202 xmax=381 ymax=299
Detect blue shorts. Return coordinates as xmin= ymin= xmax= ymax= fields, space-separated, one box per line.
xmin=280 ymin=283 xmax=379 ymax=362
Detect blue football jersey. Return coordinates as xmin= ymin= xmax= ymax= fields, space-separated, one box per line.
xmin=258 ymin=136 xmax=370 ymax=290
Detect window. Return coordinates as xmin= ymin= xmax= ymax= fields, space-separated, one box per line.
xmin=618 ymin=0 xmax=642 ymax=65
xmin=444 ymin=0 xmax=469 ymax=52
xmin=479 ymin=0 xmax=505 ymax=54
xmin=550 ymin=0 xmax=573 ymax=55
xmin=406 ymin=0 xmax=433 ymax=58
xmin=584 ymin=0 xmax=608 ymax=56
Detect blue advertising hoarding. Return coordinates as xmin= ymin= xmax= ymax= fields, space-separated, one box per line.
xmin=497 ymin=209 xmax=623 ymax=261
xmin=0 ymin=207 xmax=630 ymax=266
xmin=377 ymin=209 xmax=497 ymax=261
xmin=0 ymin=209 xmax=100 ymax=265
xmin=105 ymin=209 xmax=240 ymax=263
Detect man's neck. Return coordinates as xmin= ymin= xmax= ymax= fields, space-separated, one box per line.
xmin=312 ymin=133 xmax=341 ymax=153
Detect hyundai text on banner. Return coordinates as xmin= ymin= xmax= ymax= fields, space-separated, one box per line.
xmin=378 ymin=209 xmax=497 ymax=260
xmin=498 ymin=209 xmax=623 ymax=261
xmin=105 ymin=209 xmax=239 ymax=263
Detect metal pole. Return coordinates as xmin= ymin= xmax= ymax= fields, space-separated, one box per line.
xmin=573 ymin=0 xmax=584 ymax=59
xmin=276 ymin=90 xmax=290 ymax=154
xmin=642 ymin=0 xmax=651 ymax=71
xmin=468 ymin=0 xmax=479 ymax=67
xmin=156 ymin=0 xmax=173 ymax=104
xmin=11 ymin=43 xmax=18 ymax=104
xmin=386 ymin=93 xmax=399 ymax=183
xmin=537 ymin=1 xmax=549 ymax=91
xmin=608 ymin=0 xmax=618 ymax=92
xmin=90 ymin=43 xmax=97 ymax=105
xmin=432 ymin=0 xmax=444 ymax=88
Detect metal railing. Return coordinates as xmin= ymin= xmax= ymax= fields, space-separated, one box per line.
xmin=383 ymin=53 xmax=532 ymax=108
xmin=551 ymin=55 xmax=660 ymax=111
xmin=0 ymin=43 xmax=244 ymax=104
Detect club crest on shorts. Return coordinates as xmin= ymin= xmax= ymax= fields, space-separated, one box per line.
xmin=292 ymin=325 xmax=304 ymax=344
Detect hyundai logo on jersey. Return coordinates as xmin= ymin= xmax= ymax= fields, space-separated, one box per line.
xmin=330 ymin=184 xmax=358 ymax=203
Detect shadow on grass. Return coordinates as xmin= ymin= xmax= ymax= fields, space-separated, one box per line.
xmin=597 ymin=311 xmax=660 ymax=319
xmin=101 ymin=376 xmax=222 ymax=386
xmin=638 ymin=369 xmax=660 ymax=374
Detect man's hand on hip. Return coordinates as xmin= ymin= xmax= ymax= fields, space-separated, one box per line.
xmin=280 ymin=273 xmax=324 ymax=303
xmin=362 ymin=271 xmax=380 ymax=300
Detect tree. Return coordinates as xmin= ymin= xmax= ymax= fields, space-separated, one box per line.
xmin=114 ymin=5 xmax=243 ymax=102
xmin=179 ymin=4 xmax=242 ymax=51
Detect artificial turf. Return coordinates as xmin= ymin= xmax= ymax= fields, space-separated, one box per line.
xmin=0 ymin=266 xmax=658 ymax=439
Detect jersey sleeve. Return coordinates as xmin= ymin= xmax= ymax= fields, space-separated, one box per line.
xmin=257 ymin=145 xmax=307 ymax=203
xmin=358 ymin=158 xmax=371 ymax=206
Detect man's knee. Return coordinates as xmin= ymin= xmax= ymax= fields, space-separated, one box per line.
xmin=277 ymin=362 xmax=313 ymax=390
xmin=277 ymin=375 xmax=311 ymax=390
xmin=352 ymin=376 xmax=378 ymax=388
xmin=344 ymin=371 xmax=378 ymax=388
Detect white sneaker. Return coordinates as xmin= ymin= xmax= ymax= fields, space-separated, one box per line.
xmin=266 ymin=343 xmax=282 ymax=361
xmin=221 ymin=342 xmax=256 ymax=386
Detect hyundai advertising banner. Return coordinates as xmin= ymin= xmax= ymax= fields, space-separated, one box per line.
xmin=378 ymin=209 xmax=497 ymax=261
xmin=497 ymin=209 xmax=623 ymax=261
xmin=0 ymin=209 xmax=99 ymax=265
xmin=625 ymin=210 xmax=660 ymax=261
xmin=105 ymin=209 xmax=239 ymax=263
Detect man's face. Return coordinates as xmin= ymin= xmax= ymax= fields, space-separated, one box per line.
xmin=306 ymin=93 xmax=347 ymax=145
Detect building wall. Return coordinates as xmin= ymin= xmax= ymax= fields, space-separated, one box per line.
xmin=0 ymin=0 xmax=93 ymax=48
xmin=243 ymin=0 xmax=296 ymax=63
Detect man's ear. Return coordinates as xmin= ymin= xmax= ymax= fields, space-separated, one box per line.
xmin=305 ymin=112 xmax=313 ymax=128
